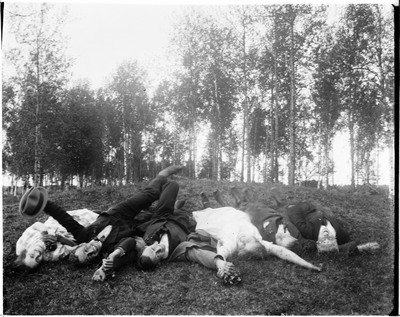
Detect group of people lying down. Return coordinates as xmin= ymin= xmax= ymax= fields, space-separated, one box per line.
xmin=16 ymin=166 xmax=379 ymax=285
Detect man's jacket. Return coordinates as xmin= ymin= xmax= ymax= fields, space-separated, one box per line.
xmin=243 ymin=203 xmax=301 ymax=243
xmin=285 ymin=202 xmax=351 ymax=245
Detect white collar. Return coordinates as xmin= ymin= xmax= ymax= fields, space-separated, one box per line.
xmin=159 ymin=233 xmax=169 ymax=259
xmin=317 ymin=221 xmax=339 ymax=252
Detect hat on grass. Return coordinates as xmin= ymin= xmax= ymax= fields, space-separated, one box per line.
xmin=19 ymin=187 xmax=48 ymax=218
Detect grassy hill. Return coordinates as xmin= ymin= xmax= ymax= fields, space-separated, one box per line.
xmin=3 ymin=177 xmax=396 ymax=315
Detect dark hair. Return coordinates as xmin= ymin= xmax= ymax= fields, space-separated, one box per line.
xmin=14 ymin=250 xmax=38 ymax=274
xmin=137 ymin=254 xmax=158 ymax=271
xmin=68 ymin=252 xmax=95 ymax=268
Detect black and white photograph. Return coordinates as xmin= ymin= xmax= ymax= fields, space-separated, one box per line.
xmin=2 ymin=0 xmax=396 ymax=315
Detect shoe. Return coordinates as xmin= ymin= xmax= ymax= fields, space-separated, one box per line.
xmin=200 ymin=192 xmax=210 ymax=209
xmin=174 ymin=200 xmax=186 ymax=210
xmin=158 ymin=165 xmax=184 ymax=177
xmin=271 ymin=187 xmax=284 ymax=207
xmin=213 ymin=190 xmax=227 ymax=207
xmin=230 ymin=187 xmax=242 ymax=207
xmin=243 ymin=188 xmax=254 ymax=202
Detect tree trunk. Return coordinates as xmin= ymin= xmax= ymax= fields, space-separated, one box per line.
xmin=34 ymin=36 xmax=41 ymax=187
xmin=272 ymin=29 xmax=280 ymax=183
xmin=349 ymin=110 xmax=355 ymax=189
xmin=288 ymin=5 xmax=296 ymax=186
xmin=122 ymin=106 xmax=128 ymax=185
xmin=324 ymin=132 xmax=329 ymax=189
xmin=191 ymin=121 xmax=197 ymax=178
xmin=241 ymin=29 xmax=247 ymax=182
xmin=389 ymin=121 xmax=394 ymax=198
xmin=212 ymin=70 xmax=221 ymax=181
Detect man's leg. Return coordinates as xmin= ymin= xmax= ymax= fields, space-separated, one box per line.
xmin=230 ymin=187 xmax=243 ymax=208
xmin=200 ymin=192 xmax=211 ymax=209
xmin=44 ymin=201 xmax=85 ymax=240
xmin=151 ymin=181 xmax=179 ymax=217
xmin=213 ymin=190 xmax=227 ymax=207
xmin=107 ymin=165 xmax=183 ymax=224
xmin=107 ymin=176 xmax=168 ymax=224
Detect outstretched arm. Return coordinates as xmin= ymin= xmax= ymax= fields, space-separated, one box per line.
xmin=182 ymin=248 xmax=241 ymax=285
xmin=261 ymin=240 xmax=321 ymax=271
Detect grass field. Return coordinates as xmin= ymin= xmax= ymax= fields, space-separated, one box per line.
xmin=2 ymin=178 xmax=396 ymax=315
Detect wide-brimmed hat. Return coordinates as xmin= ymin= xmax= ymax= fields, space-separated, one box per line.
xmin=19 ymin=187 xmax=48 ymax=218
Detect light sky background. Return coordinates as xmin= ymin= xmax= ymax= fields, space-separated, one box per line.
xmin=2 ymin=0 xmax=394 ymax=186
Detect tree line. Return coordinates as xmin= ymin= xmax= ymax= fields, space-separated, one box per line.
xmin=2 ymin=3 xmax=394 ymax=189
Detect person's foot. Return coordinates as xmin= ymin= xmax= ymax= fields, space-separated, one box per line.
xmin=174 ymin=199 xmax=186 ymax=210
xmin=243 ymin=188 xmax=255 ymax=202
xmin=270 ymin=187 xmax=284 ymax=207
xmin=230 ymin=187 xmax=242 ymax=207
xmin=200 ymin=192 xmax=210 ymax=209
xmin=213 ymin=190 xmax=227 ymax=207
xmin=158 ymin=165 xmax=184 ymax=177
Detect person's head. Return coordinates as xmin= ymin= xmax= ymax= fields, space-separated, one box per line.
xmin=15 ymin=245 xmax=45 ymax=270
xmin=237 ymin=234 xmax=266 ymax=259
xmin=316 ymin=220 xmax=339 ymax=252
xmin=15 ymin=226 xmax=46 ymax=270
xmin=69 ymin=239 xmax=102 ymax=265
xmin=275 ymin=223 xmax=298 ymax=249
xmin=137 ymin=241 xmax=166 ymax=270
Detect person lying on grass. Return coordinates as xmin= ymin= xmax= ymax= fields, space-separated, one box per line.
xmin=190 ymin=193 xmax=322 ymax=272
xmin=16 ymin=165 xmax=185 ymax=272
xmin=211 ymin=188 xmax=302 ymax=250
xmin=127 ymin=180 xmax=242 ymax=285
xmin=221 ymin=186 xmax=379 ymax=254
xmin=281 ymin=197 xmax=380 ymax=254
xmin=15 ymin=208 xmax=104 ymax=269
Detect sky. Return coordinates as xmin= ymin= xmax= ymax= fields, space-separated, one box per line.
xmin=65 ymin=1 xmax=393 ymax=186
xmin=64 ymin=3 xmax=179 ymax=90
xmin=60 ymin=0 xmax=395 ymax=90
xmin=2 ymin=0 xmax=395 ymax=186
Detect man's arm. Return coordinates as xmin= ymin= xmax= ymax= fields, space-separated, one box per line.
xmin=56 ymin=234 xmax=77 ymax=246
xmin=92 ymin=237 xmax=137 ymax=282
xmin=179 ymin=247 xmax=241 ymax=285
xmin=260 ymin=240 xmax=322 ymax=271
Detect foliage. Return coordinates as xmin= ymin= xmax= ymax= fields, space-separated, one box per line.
xmin=2 ymin=4 xmax=394 ymax=186
xmin=334 ymin=4 xmax=393 ymax=187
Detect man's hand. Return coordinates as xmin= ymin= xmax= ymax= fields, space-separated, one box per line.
xmin=101 ymin=248 xmax=124 ymax=271
xmin=41 ymin=232 xmax=57 ymax=243
xmin=101 ymin=257 xmax=114 ymax=271
xmin=56 ymin=234 xmax=77 ymax=246
xmin=215 ymin=259 xmax=241 ymax=285
xmin=41 ymin=232 xmax=57 ymax=251
xmin=134 ymin=237 xmax=146 ymax=251
xmin=92 ymin=268 xmax=106 ymax=282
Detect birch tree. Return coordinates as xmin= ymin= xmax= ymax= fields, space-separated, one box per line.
xmin=4 ymin=3 xmax=70 ymax=186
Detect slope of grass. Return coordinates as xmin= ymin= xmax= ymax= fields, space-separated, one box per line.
xmin=3 ymin=178 xmax=396 ymax=315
